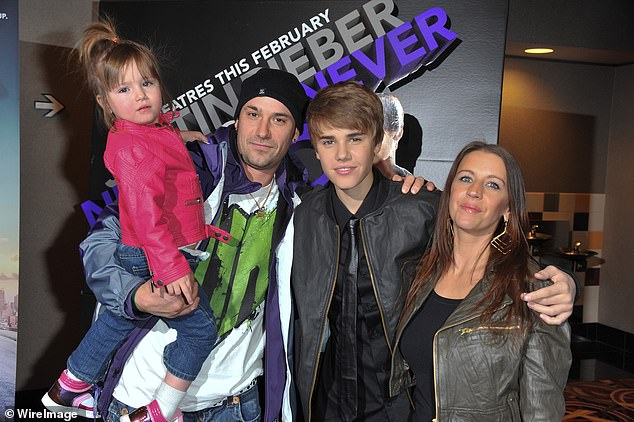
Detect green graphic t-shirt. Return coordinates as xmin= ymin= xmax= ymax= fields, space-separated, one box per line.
xmin=195 ymin=187 xmax=277 ymax=339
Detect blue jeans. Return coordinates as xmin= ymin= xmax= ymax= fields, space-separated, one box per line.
xmin=67 ymin=245 xmax=218 ymax=383
xmin=107 ymin=381 xmax=261 ymax=422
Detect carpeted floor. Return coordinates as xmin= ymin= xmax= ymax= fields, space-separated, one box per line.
xmin=564 ymin=378 xmax=634 ymax=421
xmin=14 ymin=378 xmax=634 ymax=421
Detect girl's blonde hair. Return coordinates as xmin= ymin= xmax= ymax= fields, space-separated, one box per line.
xmin=76 ymin=18 xmax=167 ymax=127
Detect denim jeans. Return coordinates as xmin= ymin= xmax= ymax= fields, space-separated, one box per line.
xmin=67 ymin=307 xmax=139 ymax=384
xmin=107 ymin=381 xmax=261 ymax=422
xmin=67 ymin=244 xmax=218 ymax=383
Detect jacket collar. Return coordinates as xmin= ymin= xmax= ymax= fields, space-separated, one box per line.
xmin=112 ymin=111 xmax=178 ymax=134
xmin=322 ymin=169 xmax=391 ymax=223
xmin=404 ymin=268 xmax=513 ymax=330
xmin=442 ymin=271 xmax=513 ymax=327
xmin=207 ymin=125 xmax=308 ymax=206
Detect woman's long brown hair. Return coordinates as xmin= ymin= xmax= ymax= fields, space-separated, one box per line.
xmin=403 ymin=141 xmax=534 ymax=334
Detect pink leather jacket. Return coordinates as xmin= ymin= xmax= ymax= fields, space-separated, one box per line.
xmin=104 ymin=113 xmax=227 ymax=287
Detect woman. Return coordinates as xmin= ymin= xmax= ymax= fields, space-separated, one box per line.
xmin=389 ymin=142 xmax=571 ymax=421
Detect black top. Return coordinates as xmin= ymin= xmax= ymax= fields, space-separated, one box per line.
xmin=313 ymin=175 xmax=392 ymax=421
xmin=400 ymin=290 xmax=462 ymax=422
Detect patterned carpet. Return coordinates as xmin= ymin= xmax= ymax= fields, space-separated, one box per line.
xmin=564 ymin=378 xmax=634 ymax=421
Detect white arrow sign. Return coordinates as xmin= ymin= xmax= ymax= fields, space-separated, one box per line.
xmin=34 ymin=94 xmax=65 ymax=118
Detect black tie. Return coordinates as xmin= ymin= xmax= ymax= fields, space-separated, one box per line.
xmin=338 ymin=218 xmax=359 ymax=420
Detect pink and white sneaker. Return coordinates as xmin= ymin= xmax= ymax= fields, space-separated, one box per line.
xmin=120 ymin=399 xmax=183 ymax=422
xmin=41 ymin=370 xmax=99 ymax=418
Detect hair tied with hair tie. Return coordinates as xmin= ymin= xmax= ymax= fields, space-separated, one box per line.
xmin=112 ymin=37 xmax=119 ymax=43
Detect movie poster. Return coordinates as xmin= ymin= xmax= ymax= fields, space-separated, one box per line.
xmin=0 ymin=0 xmax=19 ymax=420
xmin=81 ymin=0 xmax=508 ymax=226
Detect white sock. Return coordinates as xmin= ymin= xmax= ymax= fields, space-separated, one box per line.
xmin=65 ymin=369 xmax=83 ymax=382
xmin=155 ymin=382 xmax=186 ymax=420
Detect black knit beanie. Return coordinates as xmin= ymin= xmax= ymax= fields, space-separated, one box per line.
xmin=234 ymin=68 xmax=309 ymax=134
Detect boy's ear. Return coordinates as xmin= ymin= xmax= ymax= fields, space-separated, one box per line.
xmin=374 ymin=140 xmax=382 ymax=155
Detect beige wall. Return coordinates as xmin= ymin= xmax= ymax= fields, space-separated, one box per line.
xmin=500 ymin=58 xmax=634 ymax=334
xmin=500 ymin=58 xmax=613 ymax=193
xmin=18 ymin=0 xmax=96 ymax=391
xmin=600 ymin=64 xmax=634 ymax=333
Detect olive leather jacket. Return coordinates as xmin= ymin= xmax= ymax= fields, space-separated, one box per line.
xmin=389 ymin=262 xmax=572 ymax=421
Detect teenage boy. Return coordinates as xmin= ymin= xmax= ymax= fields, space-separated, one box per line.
xmin=291 ymin=81 xmax=577 ymax=422
xmin=292 ymin=81 xmax=440 ymax=421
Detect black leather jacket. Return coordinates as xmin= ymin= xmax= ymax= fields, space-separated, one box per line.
xmin=291 ymin=176 xmax=439 ymax=421
xmin=390 ymin=261 xmax=571 ymax=421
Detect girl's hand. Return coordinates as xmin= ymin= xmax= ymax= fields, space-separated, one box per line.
xmin=180 ymin=130 xmax=209 ymax=144
xmin=134 ymin=279 xmax=199 ymax=318
xmin=165 ymin=272 xmax=197 ymax=305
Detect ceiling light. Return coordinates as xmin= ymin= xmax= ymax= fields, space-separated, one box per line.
xmin=524 ymin=48 xmax=554 ymax=54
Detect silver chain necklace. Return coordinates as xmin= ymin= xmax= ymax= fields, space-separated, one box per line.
xmin=248 ymin=177 xmax=275 ymax=218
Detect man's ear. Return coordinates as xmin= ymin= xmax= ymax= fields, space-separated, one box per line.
xmin=234 ymin=119 xmax=239 ymax=131
xmin=395 ymin=127 xmax=404 ymax=142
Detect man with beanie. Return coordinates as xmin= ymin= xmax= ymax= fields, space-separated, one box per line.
xmin=80 ymin=68 xmax=312 ymax=422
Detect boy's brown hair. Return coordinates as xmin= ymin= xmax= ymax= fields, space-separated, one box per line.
xmin=307 ymin=81 xmax=384 ymax=149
